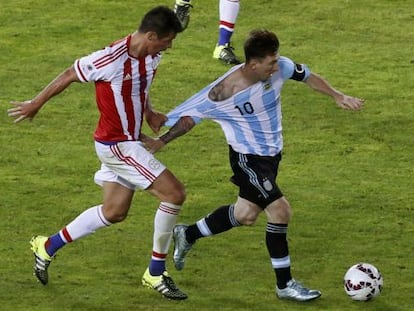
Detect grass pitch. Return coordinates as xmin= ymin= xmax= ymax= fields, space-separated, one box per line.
xmin=1 ymin=0 xmax=413 ymax=310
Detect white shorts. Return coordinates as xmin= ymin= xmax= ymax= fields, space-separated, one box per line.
xmin=94 ymin=141 xmax=166 ymax=190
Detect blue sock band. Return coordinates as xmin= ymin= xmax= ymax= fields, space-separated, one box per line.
xmin=45 ymin=233 xmax=66 ymax=256
xmin=218 ymin=28 xmax=233 ymax=46
xmin=149 ymin=259 xmax=166 ymax=276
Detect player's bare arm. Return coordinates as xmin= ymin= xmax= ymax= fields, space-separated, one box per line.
xmin=8 ymin=66 xmax=80 ymax=123
xmin=141 ymin=116 xmax=195 ymax=154
xmin=145 ymin=97 xmax=167 ymax=134
xmin=159 ymin=116 xmax=195 ymax=144
xmin=304 ymin=72 xmax=364 ymax=111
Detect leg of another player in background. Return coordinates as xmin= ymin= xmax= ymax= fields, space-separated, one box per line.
xmin=174 ymin=0 xmax=193 ymax=30
xmin=213 ymin=0 xmax=241 ymax=64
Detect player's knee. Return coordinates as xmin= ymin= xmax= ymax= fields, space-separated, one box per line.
xmin=236 ymin=211 xmax=259 ymax=225
xmin=173 ymin=190 xmax=186 ymax=205
xmin=280 ymin=208 xmax=292 ymax=223
xmin=238 ymin=215 xmax=257 ymax=226
xmin=102 ymin=205 xmax=129 ymax=223
xmin=169 ymin=184 xmax=186 ymax=205
xmin=234 ymin=200 xmax=261 ymax=225
xmin=279 ymin=198 xmax=292 ymax=221
xmin=113 ymin=214 xmax=128 ymax=223
xmin=265 ymin=197 xmax=292 ymax=223
xmin=154 ymin=172 xmax=187 ymax=204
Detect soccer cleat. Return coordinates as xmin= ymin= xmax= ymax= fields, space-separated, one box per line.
xmin=142 ymin=268 xmax=188 ymax=300
xmin=30 ymin=235 xmax=53 ymax=285
xmin=276 ymin=279 xmax=322 ymax=301
xmin=174 ymin=0 xmax=193 ymax=30
xmin=276 ymin=279 xmax=321 ymax=302
xmin=172 ymin=224 xmax=194 ymax=271
xmin=213 ymin=44 xmax=241 ymax=65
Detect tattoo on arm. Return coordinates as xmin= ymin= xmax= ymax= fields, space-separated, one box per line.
xmin=159 ymin=116 xmax=195 ymax=144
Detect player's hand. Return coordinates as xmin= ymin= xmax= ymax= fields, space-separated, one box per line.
xmin=140 ymin=134 xmax=166 ymax=154
xmin=145 ymin=109 xmax=167 ymax=134
xmin=8 ymin=100 xmax=39 ymax=123
xmin=335 ymin=95 xmax=364 ymax=111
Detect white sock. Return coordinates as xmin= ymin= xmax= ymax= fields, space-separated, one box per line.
xmin=152 ymin=202 xmax=181 ymax=256
xmin=65 ymin=205 xmax=111 ymax=241
xmin=220 ymin=0 xmax=240 ymax=26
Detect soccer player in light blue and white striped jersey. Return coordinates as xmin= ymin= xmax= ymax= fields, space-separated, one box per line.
xmin=144 ymin=29 xmax=364 ymax=303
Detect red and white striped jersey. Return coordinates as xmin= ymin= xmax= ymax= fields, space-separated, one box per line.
xmin=74 ymin=35 xmax=161 ymax=143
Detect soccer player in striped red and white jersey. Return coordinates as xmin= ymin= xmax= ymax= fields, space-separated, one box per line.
xmin=8 ymin=6 xmax=188 ymax=300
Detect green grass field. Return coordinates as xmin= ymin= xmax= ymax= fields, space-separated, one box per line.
xmin=1 ymin=0 xmax=413 ymax=310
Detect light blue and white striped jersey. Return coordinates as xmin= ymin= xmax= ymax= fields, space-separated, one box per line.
xmin=166 ymin=56 xmax=310 ymax=156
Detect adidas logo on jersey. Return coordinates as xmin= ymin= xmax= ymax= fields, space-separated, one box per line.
xmin=123 ymin=73 xmax=132 ymax=81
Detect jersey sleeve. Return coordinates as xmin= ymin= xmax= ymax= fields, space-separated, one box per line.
xmin=73 ymin=47 xmax=116 ymax=83
xmin=165 ymin=106 xmax=203 ymax=126
xmin=278 ymin=56 xmax=311 ymax=82
xmin=165 ymin=83 xmax=218 ymax=127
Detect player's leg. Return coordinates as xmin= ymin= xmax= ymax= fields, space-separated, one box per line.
xmin=142 ymin=168 xmax=188 ymax=300
xmin=47 ymin=182 xmax=133 ymax=255
xmin=173 ymin=202 xmax=243 ymax=270
xmin=40 ymin=143 xmax=140 ymax=261
xmin=263 ymin=197 xmax=293 ymax=291
xmin=174 ymin=0 xmax=193 ymax=30
xmin=173 ymin=196 xmax=263 ymax=270
xmin=173 ymin=146 xmax=270 ymax=270
xmin=100 ymin=141 xmax=187 ymax=299
xmin=265 ymin=197 xmax=321 ymax=301
xmin=213 ymin=0 xmax=241 ymax=64
xmin=30 ymin=181 xmax=133 ymax=285
xmin=145 ymin=169 xmax=186 ymax=275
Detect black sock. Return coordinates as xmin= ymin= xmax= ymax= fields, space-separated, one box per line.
xmin=186 ymin=204 xmax=240 ymax=244
xmin=266 ymin=223 xmax=292 ymax=289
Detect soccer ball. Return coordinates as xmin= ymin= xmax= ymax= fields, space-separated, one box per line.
xmin=344 ymin=263 xmax=383 ymax=301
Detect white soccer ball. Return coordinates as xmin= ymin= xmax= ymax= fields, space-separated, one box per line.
xmin=344 ymin=263 xmax=383 ymax=301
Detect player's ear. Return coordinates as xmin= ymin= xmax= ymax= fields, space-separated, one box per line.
xmin=249 ymin=59 xmax=258 ymax=70
xmin=147 ymin=31 xmax=158 ymax=41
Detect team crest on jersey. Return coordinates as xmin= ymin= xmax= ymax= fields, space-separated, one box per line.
xmin=262 ymin=178 xmax=273 ymax=191
xmin=82 ymin=63 xmax=94 ymax=74
xmin=263 ymin=81 xmax=272 ymax=90
xmin=148 ymin=159 xmax=161 ymax=170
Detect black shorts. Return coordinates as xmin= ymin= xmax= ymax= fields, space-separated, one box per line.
xmin=229 ymin=145 xmax=283 ymax=209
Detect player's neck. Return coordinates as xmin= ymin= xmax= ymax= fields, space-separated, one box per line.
xmin=129 ymin=31 xmax=147 ymax=58
xmin=240 ymin=65 xmax=261 ymax=85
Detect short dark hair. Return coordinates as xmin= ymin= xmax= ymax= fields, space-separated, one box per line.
xmin=244 ymin=30 xmax=280 ymax=62
xmin=139 ymin=6 xmax=183 ymax=38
